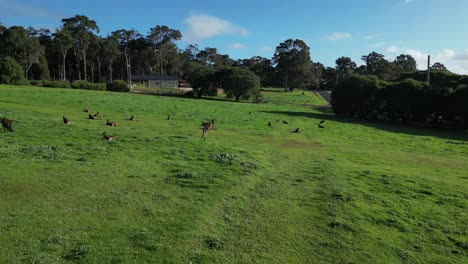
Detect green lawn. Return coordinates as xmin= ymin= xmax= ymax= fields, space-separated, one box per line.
xmin=0 ymin=85 xmax=467 ymax=263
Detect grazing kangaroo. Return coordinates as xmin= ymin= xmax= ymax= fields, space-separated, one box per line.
xmin=1 ymin=117 xmax=13 ymax=132
xmin=318 ymin=120 xmax=325 ymax=128
xmin=129 ymin=115 xmax=136 ymax=121
xmin=282 ymin=120 xmax=289 ymax=124
xmin=89 ymin=112 xmax=102 ymax=120
xmin=102 ymin=132 xmax=115 ymax=141
xmin=63 ymin=116 xmax=72 ymax=125
xmin=292 ymin=128 xmax=302 ymax=133
xmin=106 ymin=120 xmax=118 ymax=127
xmin=201 ymin=119 xmax=215 ymax=140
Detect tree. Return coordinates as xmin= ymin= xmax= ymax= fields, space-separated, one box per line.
xmin=100 ymin=36 xmax=120 ymax=82
xmin=323 ymin=67 xmax=338 ymax=90
xmin=183 ymin=61 xmax=215 ymax=97
xmin=273 ymin=39 xmax=313 ymax=92
xmin=112 ymin=29 xmax=139 ymax=83
xmin=147 ymin=25 xmax=182 ymax=75
xmin=0 ymin=56 xmax=27 ymax=84
xmin=382 ymin=79 xmax=429 ymax=123
xmin=451 ymin=86 xmax=468 ymax=129
xmin=62 ymin=15 xmax=99 ymax=81
xmin=53 ymin=29 xmax=73 ymax=80
xmin=0 ymin=26 xmax=43 ymax=79
xmin=394 ymin=54 xmax=417 ymax=72
xmin=217 ymin=67 xmax=260 ymax=101
xmin=235 ymin=56 xmax=275 ymax=87
xmin=312 ymin=62 xmax=325 ymax=89
xmin=335 ymin=56 xmax=356 ymax=83
xmin=361 ymin=52 xmax=401 ymax=81
xmin=331 ymin=74 xmax=387 ymax=118
xmin=29 ymin=55 xmax=50 ymax=80
xmin=431 ymin=62 xmax=447 ymax=71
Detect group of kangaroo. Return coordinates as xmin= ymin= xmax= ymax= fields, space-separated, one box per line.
xmin=62 ymin=108 xmax=216 ymax=140
xmin=61 ymin=109 xmax=134 ymax=140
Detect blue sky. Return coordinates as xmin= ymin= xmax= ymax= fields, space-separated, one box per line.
xmin=1 ymin=0 xmax=468 ymax=74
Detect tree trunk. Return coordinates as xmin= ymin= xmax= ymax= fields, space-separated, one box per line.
xmin=108 ymin=61 xmax=113 ymax=83
xmin=83 ymin=50 xmax=87 ymax=81
xmin=97 ymin=57 xmax=102 ymax=83
xmin=61 ymin=48 xmax=68 ymax=81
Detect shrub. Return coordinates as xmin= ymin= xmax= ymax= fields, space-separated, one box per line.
xmin=72 ymin=80 xmax=106 ymax=90
xmin=30 ymin=80 xmax=43 ymax=86
xmin=107 ymin=80 xmax=129 ymax=92
xmin=0 ymin=56 xmax=27 ymax=85
xmin=183 ymin=90 xmax=195 ymax=97
xmin=43 ymin=80 xmax=71 ymax=88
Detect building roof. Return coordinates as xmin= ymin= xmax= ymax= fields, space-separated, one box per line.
xmin=131 ymin=74 xmax=178 ymax=81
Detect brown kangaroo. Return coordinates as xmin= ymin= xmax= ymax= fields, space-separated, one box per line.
xmin=1 ymin=117 xmax=13 ymax=132
xmin=89 ymin=112 xmax=102 ymax=120
xmin=102 ymin=132 xmax=115 ymax=141
xmin=63 ymin=116 xmax=72 ymax=125
xmin=106 ymin=120 xmax=118 ymax=127
xmin=201 ymin=119 xmax=215 ymax=140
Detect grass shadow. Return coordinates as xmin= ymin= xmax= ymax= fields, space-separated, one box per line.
xmin=261 ymin=110 xmax=468 ymax=141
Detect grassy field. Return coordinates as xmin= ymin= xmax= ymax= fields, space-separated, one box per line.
xmin=0 ymin=85 xmax=467 ymax=263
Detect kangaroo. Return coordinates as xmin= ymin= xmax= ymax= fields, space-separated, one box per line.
xmin=129 ymin=115 xmax=136 ymax=121
xmin=1 ymin=117 xmax=13 ymax=132
xmin=201 ymin=119 xmax=215 ymax=140
xmin=63 ymin=116 xmax=72 ymax=125
xmin=102 ymin=132 xmax=115 ymax=141
xmin=89 ymin=112 xmax=101 ymax=120
xmin=292 ymin=128 xmax=301 ymax=133
xmin=318 ymin=120 xmax=325 ymax=128
xmin=83 ymin=109 xmax=91 ymax=113
xmin=106 ymin=120 xmax=118 ymax=127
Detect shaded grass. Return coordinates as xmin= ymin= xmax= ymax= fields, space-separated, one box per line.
xmin=0 ymin=85 xmax=467 ymax=263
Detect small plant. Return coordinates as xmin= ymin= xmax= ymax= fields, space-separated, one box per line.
xmin=72 ymin=80 xmax=107 ymax=90
xmin=107 ymin=80 xmax=129 ymax=92
xmin=43 ymin=80 xmax=71 ymax=88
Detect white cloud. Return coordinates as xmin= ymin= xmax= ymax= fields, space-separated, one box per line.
xmin=183 ymin=14 xmax=249 ymax=42
xmin=260 ymin=46 xmax=273 ymax=52
xmin=227 ymin=43 xmax=246 ymax=50
xmin=325 ymin=32 xmax=352 ymax=41
xmin=387 ymin=46 xmax=401 ymax=53
xmin=0 ymin=0 xmax=59 ymax=18
xmin=385 ymin=45 xmax=468 ymax=74
xmin=369 ymin=42 xmax=386 ymax=48
xmin=454 ymin=50 xmax=468 ymax=61
xmin=364 ymin=34 xmax=381 ymax=40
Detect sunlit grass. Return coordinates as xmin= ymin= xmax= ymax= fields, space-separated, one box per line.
xmin=0 ymin=85 xmax=466 ymax=263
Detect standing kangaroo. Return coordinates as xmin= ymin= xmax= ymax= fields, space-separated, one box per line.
xmin=201 ymin=119 xmax=215 ymax=140
xmin=1 ymin=117 xmax=13 ymax=132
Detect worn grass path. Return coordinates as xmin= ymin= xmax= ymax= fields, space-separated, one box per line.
xmin=0 ymin=85 xmax=467 ymax=263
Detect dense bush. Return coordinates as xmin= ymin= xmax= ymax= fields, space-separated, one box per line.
xmin=0 ymin=56 xmax=28 ymax=85
xmin=106 ymin=80 xmax=129 ymax=92
xmin=42 ymin=80 xmax=71 ymax=88
xmin=29 ymin=80 xmax=42 ymax=86
xmin=331 ymin=74 xmax=468 ymax=129
xmin=72 ymin=80 xmax=106 ymax=90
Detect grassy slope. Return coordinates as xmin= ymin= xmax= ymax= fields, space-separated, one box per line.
xmin=0 ymin=86 xmax=467 ymax=263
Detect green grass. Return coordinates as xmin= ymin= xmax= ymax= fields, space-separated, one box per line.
xmin=0 ymin=85 xmax=467 ymax=263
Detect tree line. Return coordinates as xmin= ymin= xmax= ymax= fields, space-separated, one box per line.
xmin=0 ymin=14 xmax=466 ymax=128
xmin=331 ymin=70 xmax=468 ymax=129
xmin=0 ymin=14 xmax=441 ymax=90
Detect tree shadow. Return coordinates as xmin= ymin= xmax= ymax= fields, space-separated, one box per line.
xmin=260 ymin=110 xmax=468 ymax=141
